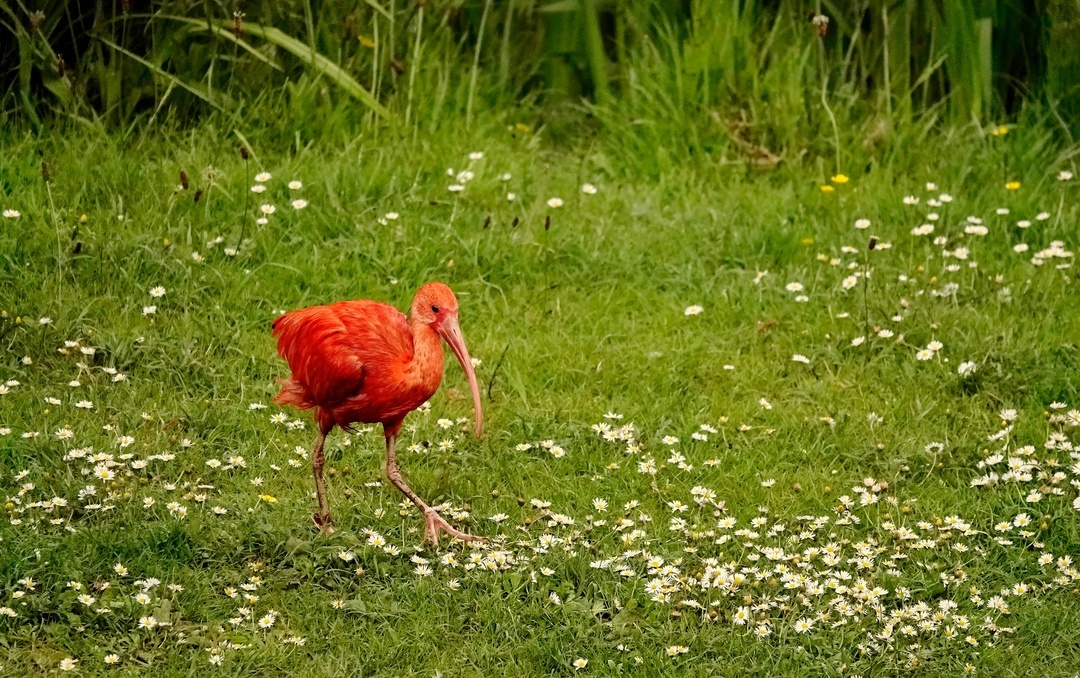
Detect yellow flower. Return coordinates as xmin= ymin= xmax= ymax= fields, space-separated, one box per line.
xmin=991 ymin=125 xmax=1009 ymax=136
xmin=259 ymin=494 xmax=277 ymax=503
xmin=801 ymin=237 xmax=814 ymax=245
xmin=830 ymin=174 xmax=849 ymax=184
xmin=1005 ymin=181 xmax=1021 ymax=190
xmin=819 ymin=185 xmax=835 ymax=193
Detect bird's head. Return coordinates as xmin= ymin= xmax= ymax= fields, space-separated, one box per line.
xmin=413 ymin=282 xmax=483 ymax=437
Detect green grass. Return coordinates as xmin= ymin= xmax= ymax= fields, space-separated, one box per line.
xmin=1 ymin=117 xmax=1080 ymax=676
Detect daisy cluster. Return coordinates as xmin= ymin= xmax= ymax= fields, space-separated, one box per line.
xmin=685 ymin=177 xmax=1075 ymax=372
xmin=186 ymin=170 xmax=308 ymax=260
xmin=438 ymin=150 xmax=599 ymax=209
xmin=0 ymin=312 xmax=315 ymax=667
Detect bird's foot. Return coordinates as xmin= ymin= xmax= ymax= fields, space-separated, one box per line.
xmin=313 ymin=511 xmax=335 ymax=535
xmin=423 ymin=508 xmax=483 ymax=547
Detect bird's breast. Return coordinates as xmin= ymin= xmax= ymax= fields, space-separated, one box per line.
xmin=331 ymin=358 xmax=442 ymax=428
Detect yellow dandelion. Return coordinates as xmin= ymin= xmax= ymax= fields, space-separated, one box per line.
xmin=830 ymin=174 xmax=849 ymax=184
xmin=1005 ymin=181 xmax=1021 ymax=190
xmin=820 ymin=185 xmax=835 ymax=193
xmin=259 ymin=494 xmax=277 ymax=503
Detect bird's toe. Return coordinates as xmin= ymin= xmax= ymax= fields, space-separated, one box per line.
xmin=423 ymin=508 xmax=483 ymax=545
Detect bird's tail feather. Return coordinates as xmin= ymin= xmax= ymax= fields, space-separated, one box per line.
xmin=273 ymin=377 xmax=314 ymax=410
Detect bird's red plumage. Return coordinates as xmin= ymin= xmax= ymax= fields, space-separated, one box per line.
xmin=272 ymin=300 xmax=444 ymax=434
xmin=272 ymin=282 xmax=484 ymax=543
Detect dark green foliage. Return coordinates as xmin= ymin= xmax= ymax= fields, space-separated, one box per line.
xmin=0 ymin=0 xmax=1073 ymax=147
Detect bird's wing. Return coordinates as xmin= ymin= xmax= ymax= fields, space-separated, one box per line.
xmin=272 ymin=300 xmax=411 ymax=407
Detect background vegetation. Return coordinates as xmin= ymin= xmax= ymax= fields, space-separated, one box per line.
xmin=3 ymin=0 xmax=1079 ymax=164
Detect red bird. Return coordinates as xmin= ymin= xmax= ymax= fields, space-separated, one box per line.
xmin=272 ymin=282 xmax=484 ymax=545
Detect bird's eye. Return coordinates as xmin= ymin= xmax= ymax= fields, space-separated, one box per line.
xmin=431 ymin=305 xmax=440 ymax=314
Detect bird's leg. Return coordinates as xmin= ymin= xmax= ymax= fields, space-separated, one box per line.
xmin=383 ymin=433 xmax=484 ymax=547
xmin=311 ymin=430 xmax=334 ymax=534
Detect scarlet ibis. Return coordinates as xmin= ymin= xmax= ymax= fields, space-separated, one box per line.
xmin=272 ymin=282 xmax=484 ymax=545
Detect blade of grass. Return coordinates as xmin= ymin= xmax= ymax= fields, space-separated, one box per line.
xmin=467 ymin=0 xmax=494 ymax=129
xmin=976 ymin=17 xmax=992 ymax=119
xmin=364 ymin=0 xmax=393 ymax=21
xmin=498 ymin=0 xmax=515 ymax=95
xmin=166 ymin=16 xmax=391 ymax=120
xmin=583 ymin=0 xmax=610 ymax=104
xmin=406 ymin=4 xmax=424 ymax=129
xmin=95 ymin=36 xmax=232 ymax=112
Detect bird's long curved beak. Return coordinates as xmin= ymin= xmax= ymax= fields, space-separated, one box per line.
xmin=439 ymin=314 xmax=483 ymax=437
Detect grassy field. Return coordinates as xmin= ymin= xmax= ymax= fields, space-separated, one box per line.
xmin=1 ymin=119 xmax=1079 ymax=676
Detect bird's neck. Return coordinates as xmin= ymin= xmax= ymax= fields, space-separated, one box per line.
xmin=409 ymin=318 xmax=444 ymax=384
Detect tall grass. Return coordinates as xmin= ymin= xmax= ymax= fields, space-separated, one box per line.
xmin=0 ymin=0 xmax=1074 ymax=160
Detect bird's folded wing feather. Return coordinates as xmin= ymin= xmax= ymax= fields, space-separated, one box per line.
xmin=272 ymin=300 xmax=412 ymax=407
